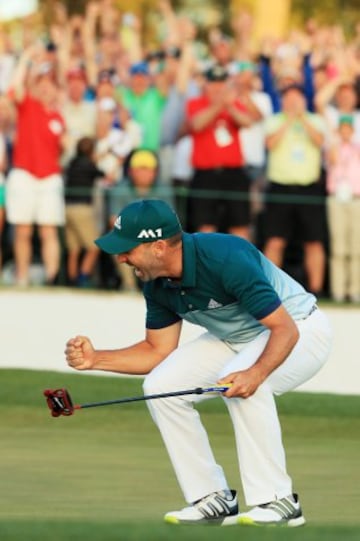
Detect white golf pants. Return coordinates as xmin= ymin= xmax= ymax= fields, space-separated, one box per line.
xmin=143 ymin=308 xmax=332 ymax=506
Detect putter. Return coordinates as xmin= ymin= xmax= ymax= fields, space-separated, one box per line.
xmin=43 ymin=385 xmax=232 ymax=418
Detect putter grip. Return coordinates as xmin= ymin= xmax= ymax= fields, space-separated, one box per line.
xmin=196 ymin=384 xmax=232 ymax=394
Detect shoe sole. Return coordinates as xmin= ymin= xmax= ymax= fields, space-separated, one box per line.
xmin=238 ymin=515 xmax=306 ymax=527
xmin=164 ymin=514 xmax=240 ymax=526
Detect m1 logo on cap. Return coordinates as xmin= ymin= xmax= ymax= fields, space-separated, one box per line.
xmin=137 ymin=228 xmax=163 ymax=239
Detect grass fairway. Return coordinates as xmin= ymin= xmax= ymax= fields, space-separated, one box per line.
xmin=0 ymin=369 xmax=359 ymax=540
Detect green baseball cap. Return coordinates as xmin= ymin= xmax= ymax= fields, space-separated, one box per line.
xmin=236 ymin=60 xmax=256 ymax=73
xmin=95 ymin=199 xmax=182 ymax=255
xmin=339 ymin=114 xmax=354 ymax=126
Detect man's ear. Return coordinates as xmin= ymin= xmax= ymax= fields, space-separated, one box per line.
xmin=152 ymin=240 xmax=167 ymax=258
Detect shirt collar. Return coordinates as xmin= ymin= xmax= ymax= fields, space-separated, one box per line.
xmin=162 ymin=232 xmax=196 ymax=288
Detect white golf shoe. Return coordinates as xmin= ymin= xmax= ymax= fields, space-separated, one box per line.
xmin=164 ymin=489 xmax=239 ymax=525
xmin=238 ymin=493 xmax=306 ymax=527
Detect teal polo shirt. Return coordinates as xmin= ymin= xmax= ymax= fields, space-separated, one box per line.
xmin=143 ymin=233 xmax=316 ymax=344
xmin=117 ymin=87 xmax=166 ymax=151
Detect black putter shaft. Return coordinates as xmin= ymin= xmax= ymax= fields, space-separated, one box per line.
xmin=74 ymin=385 xmax=231 ymax=410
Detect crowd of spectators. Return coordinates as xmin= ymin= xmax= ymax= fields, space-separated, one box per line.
xmin=0 ymin=0 xmax=360 ymax=302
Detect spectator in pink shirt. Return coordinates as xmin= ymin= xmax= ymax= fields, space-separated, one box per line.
xmin=326 ymin=114 xmax=360 ymax=302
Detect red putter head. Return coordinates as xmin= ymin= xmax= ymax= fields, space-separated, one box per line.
xmin=43 ymin=388 xmax=75 ymax=417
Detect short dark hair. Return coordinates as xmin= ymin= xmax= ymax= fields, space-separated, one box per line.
xmin=76 ymin=136 xmax=95 ymax=157
xmin=165 ymin=231 xmax=183 ymax=247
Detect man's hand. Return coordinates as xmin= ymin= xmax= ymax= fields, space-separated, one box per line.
xmin=218 ymin=366 xmax=265 ymax=399
xmin=65 ymin=335 xmax=96 ymax=371
xmin=222 ymin=86 xmax=238 ymax=107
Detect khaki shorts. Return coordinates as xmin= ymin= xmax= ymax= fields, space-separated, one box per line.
xmin=65 ymin=204 xmax=99 ymax=251
xmin=6 ymin=168 xmax=65 ymax=225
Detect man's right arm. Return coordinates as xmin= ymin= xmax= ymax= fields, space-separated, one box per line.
xmin=9 ymin=44 xmax=41 ymax=103
xmin=189 ymin=102 xmax=223 ymax=132
xmin=265 ymin=116 xmax=293 ymax=150
xmin=65 ymin=320 xmax=182 ymax=375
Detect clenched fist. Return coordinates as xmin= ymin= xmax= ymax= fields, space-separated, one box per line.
xmin=65 ymin=335 xmax=96 ymax=371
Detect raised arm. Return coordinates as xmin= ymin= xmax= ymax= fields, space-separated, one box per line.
xmin=174 ymin=19 xmax=197 ymax=95
xmin=157 ymin=0 xmax=181 ymax=47
xmin=83 ymin=1 xmax=100 ymax=88
xmin=9 ymin=43 xmax=43 ymax=102
xmin=49 ymin=1 xmax=71 ymax=86
xmin=65 ymin=320 xmax=183 ymax=375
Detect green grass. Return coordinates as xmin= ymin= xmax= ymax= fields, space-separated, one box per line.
xmin=0 ymin=369 xmax=359 ymax=540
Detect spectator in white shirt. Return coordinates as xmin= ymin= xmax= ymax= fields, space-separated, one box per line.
xmin=231 ymin=61 xmax=273 ymax=217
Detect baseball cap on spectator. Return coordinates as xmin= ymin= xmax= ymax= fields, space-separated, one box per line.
xmin=228 ymin=60 xmax=257 ymax=76
xmin=95 ymin=199 xmax=182 ymax=254
xmin=34 ymin=62 xmax=58 ymax=84
xmin=97 ymin=68 xmax=119 ymax=85
xmin=129 ymin=150 xmax=158 ymax=169
xmin=66 ymin=67 xmax=87 ymax=83
xmin=338 ymin=114 xmax=354 ymax=126
xmin=129 ymin=61 xmax=149 ymax=76
xmin=236 ymin=60 xmax=257 ymax=73
xmin=204 ymin=64 xmax=228 ymax=82
xmin=35 ymin=62 xmax=55 ymax=78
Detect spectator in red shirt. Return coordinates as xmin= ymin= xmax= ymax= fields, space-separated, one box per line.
xmin=185 ymin=64 xmax=253 ymax=239
xmin=6 ymin=44 xmax=66 ymax=286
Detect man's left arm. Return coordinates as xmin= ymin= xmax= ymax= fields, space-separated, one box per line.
xmin=299 ymin=114 xmax=324 ymax=148
xmin=218 ymin=305 xmax=299 ymax=398
xmin=227 ymin=98 xmax=253 ymax=128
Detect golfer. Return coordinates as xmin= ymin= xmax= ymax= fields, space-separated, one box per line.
xmin=65 ymin=199 xmax=332 ymax=527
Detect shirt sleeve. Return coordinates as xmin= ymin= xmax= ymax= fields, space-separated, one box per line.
xmin=222 ymin=248 xmax=281 ymax=320
xmin=302 ymin=53 xmax=315 ymax=113
xmin=144 ymin=287 xmax=182 ymax=329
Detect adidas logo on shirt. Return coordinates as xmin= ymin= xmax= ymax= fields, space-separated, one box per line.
xmin=207 ymin=298 xmax=223 ymax=309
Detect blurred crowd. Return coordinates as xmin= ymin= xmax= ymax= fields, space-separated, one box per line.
xmin=0 ymin=0 xmax=360 ymax=303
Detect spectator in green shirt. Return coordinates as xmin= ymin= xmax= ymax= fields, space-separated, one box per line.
xmin=117 ymin=62 xmax=167 ymax=152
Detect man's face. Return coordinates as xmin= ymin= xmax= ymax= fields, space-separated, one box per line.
xmin=36 ymin=75 xmax=58 ymax=107
xmin=130 ymin=166 xmax=157 ymax=189
xmin=234 ymin=70 xmax=253 ymax=90
xmin=116 ymin=242 xmax=164 ymax=282
xmin=211 ymin=40 xmax=232 ymax=65
xmin=67 ymin=78 xmax=86 ymax=102
xmin=336 ymin=86 xmax=357 ymax=111
xmin=96 ymin=80 xmax=115 ymax=99
xmin=338 ymin=122 xmax=354 ymax=142
xmin=282 ymin=88 xmax=306 ymax=114
xmin=130 ymin=73 xmax=150 ymax=95
xmin=205 ymin=80 xmax=228 ymax=102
